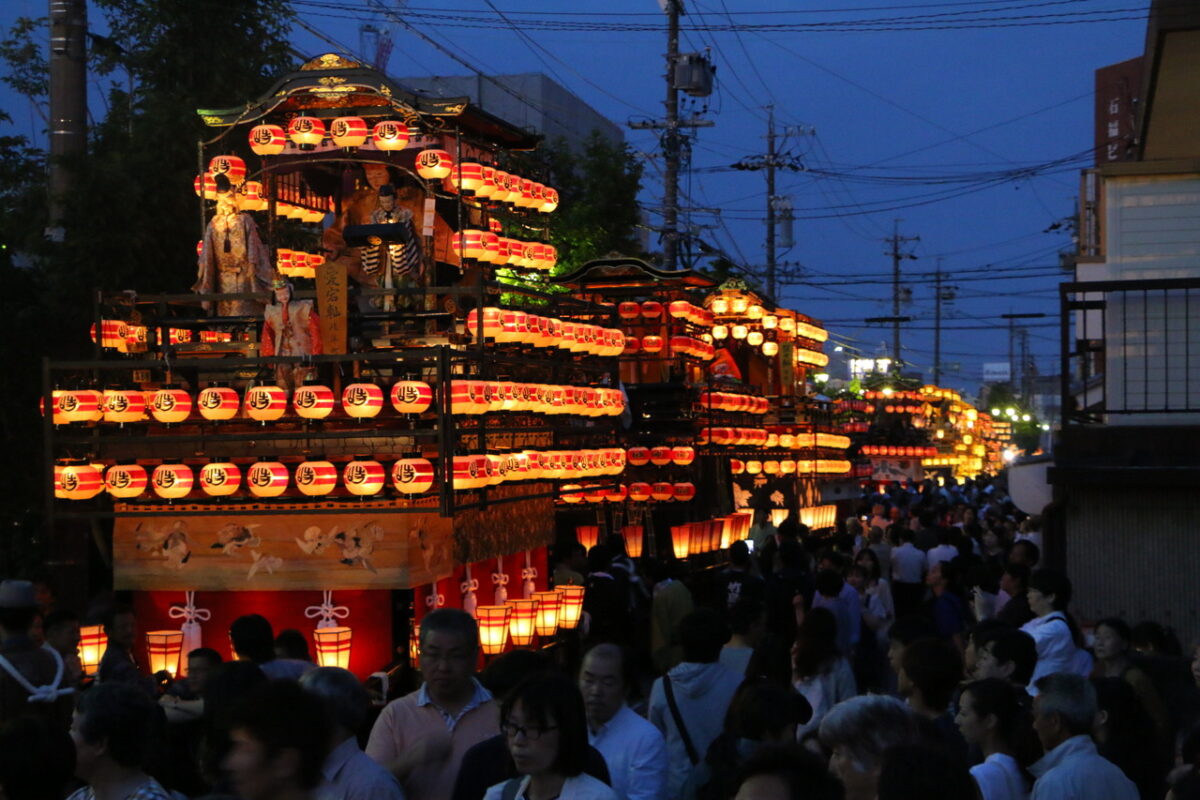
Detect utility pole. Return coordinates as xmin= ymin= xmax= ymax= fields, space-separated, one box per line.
xmin=1001 ymin=312 xmax=1046 ymax=392
xmin=47 ymin=0 xmax=88 ymax=241
xmin=932 ymin=259 xmax=957 ymax=386
xmin=885 ymin=220 xmax=919 ymax=370
xmin=765 ymin=106 xmax=777 ymax=300
xmin=629 ymin=0 xmax=713 ymax=273
xmin=1019 ymin=328 xmax=1031 ymax=401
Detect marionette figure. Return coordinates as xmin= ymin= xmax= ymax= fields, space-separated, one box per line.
xmin=261 ymin=278 xmax=322 ymax=390
xmin=193 ymin=174 xmax=275 ymax=317
xmin=361 ymin=183 xmax=422 ymax=309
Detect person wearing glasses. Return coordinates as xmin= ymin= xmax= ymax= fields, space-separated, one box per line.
xmin=486 ymin=672 xmax=618 ymax=800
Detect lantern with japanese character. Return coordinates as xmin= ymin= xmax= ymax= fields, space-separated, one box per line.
xmin=556 ymin=585 xmax=585 ymax=630
xmin=673 ymin=482 xmax=696 ymax=502
xmin=628 ymin=482 xmax=652 ymax=502
xmin=451 ymin=161 xmax=485 ymax=193
xmin=149 ymin=387 xmax=192 ymax=424
xmin=641 ymin=336 xmax=664 ymax=354
xmin=540 ymin=187 xmax=559 ymax=213
xmin=146 ymin=630 xmax=184 ymax=677
xmin=390 ymin=381 xmax=433 ymax=414
xmin=287 ymin=116 xmax=326 ymax=149
xmin=342 ymin=383 xmax=384 ymax=419
xmin=415 ymin=149 xmax=453 ymax=179
xmin=641 ymin=301 xmax=663 ymax=319
xmin=292 ymin=383 xmax=335 ymax=420
xmin=343 ymin=459 xmax=385 ymax=496
xmin=104 ymin=464 xmax=147 ymax=498
xmin=56 ymin=389 xmax=103 ymax=423
xmin=198 ymin=385 xmax=239 ymax=420
xmin=330 ymin=116 xmax=369 ymax=148
xmin=208 ymin=155 xmax=246 ymax=186
xmin=55 ymin=462 xmax=103 ymax=500
xmin=246 ymin=461 xmax=288 ymax=498
xmin=151 ymin=464 xmax=194 ymax=499
xmin=671 ymin=446 xmax=695 ymax=466
xmin=313 ymin=627 xmax=353 ymax=669
xmin=650 ymin=482 xmax=674 ymax=502
xmin=649 ymin=446 xmax=673 ymax=466
xmin=103 ymin=388 xmax=146 ymax=424
xmin=248 ymin=124 xmax=286 ymax=155
xmin=392 ymin=458 xmax=434 ymax=494
xmin=244 ymin=385 xmax=287 ymax=422
xmin=294 ymin=460 xmax=338 ymax=496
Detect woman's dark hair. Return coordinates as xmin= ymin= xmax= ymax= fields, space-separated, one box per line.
xmin=274 ymin=628 xmax=312 ymax=661
xmin=1131 ymin=620 xmax=1183 ymax=657
xmin=732 ymin=744 xmax=844 ymax=800
xmin=793 ymin=607 xmax=839 ymax=679
xmin=229 ymin=614 xmax=276 ymax=663
xmin=229 ymin=681 xmax=330 ymax=790
xmin=1028 ymin=569 xmax=1072 ymax=610
xmin=502 ymin=672 xmax=589 ymax=777
xmin=1095 ymin=618 xmax=1132 ymax=648
xmin=960 ymin=678 xmax=1040 ymax=768
xmin=876 ymin=744 xmax=976 ymax=800
xmin=854 ymin=547 xmax=882 ymax=582
xmin=1093 ymin=676 xmax=1163 ymax=799
xmin=76 ymin=683 xmax=162 ymax=769
xmin=899 ymin=638 xmax=962 ymax=712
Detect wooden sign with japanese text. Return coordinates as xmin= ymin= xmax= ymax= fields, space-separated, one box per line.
xmin=317 ymin=261 xmax=348 ymax=354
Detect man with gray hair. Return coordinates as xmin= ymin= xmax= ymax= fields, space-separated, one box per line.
xmin=818 ymin=694 xmax=920 ymax=800
xmin=1029 ymin=672 xmax=1137 ymax=800
xmin=301 ymin=667 xmax=405 ymax=800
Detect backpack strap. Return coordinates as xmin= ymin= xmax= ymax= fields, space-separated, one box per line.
xmin=663 ymin=674 xmax=700 ymax=765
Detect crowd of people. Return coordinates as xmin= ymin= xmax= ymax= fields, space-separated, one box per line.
xmin=1 ymin=474 xmax=1199 ymax=800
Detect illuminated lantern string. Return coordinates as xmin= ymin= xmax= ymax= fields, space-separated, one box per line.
xmin=673 ymin=482 xmax=697 ymax=502
xmin=105 ymin=464 xmax=147 ymax=499
xmin=287 ymin=116 xmax=326 ymax=149
xmin=650 ymin=482 xmax=674 ymax=502
xmin=371 ymin=120 xmax=409 ymax=151
xmin=207 ymin=155 xmax=246 ymax=186
xmin=391 ymin=380 xmax=433 ymax=414
xmin=539 ymin=187 xmax=559 ymax=213
xmin=248 ymin=124 xmax=286 ymax=155
xmin=649 ymin=446 xmax=673 ymax=466
xmin=628 ymin=482 xmax=652 ymax=502
xmin=391 ymin=458 xmax=434 ymax=494
xmin=671 ymin=446 xmax=695 ymax=466
xmin=294 ymin=460 xmax=338 ymax=497
xmin=415 ymin=149 xmax=453 ymax=179
xmin=199 ymin=462 xmax=242 ymax=497
xmin=343 ymin=459 xmax=385 ymax=496
xmin=330 ymin=116 xmax=368 ymax=148
xmin=198 ymin=385 xmax=239 ymax=421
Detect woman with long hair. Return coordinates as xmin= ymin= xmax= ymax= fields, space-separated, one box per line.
xmin=485 ymin=673 xmax=618 ymax=800
xmin=791 ymin=607 xmax=856 ymax=738
xmin=955 ymin=677 xmax=1036 ymax=800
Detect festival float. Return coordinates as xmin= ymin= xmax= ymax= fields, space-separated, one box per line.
xmin=41 ymin=54 xmax=851 ymax=682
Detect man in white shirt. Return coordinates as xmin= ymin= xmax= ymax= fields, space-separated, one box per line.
xmin=581 ymin=643 xmax=667 ymax=800
xmin=1029 ymin=673 xmax=1137 ymax=800
xmin=889 ymin=528 xmax=927 ymax=619
xmin=925 ymin=529 xmax=959 ymax=571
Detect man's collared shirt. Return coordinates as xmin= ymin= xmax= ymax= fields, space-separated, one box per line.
xmin=417 ymin=678 xmax=493 ymax=732
xmin=1030 ymin=735 xmax=1137 ymax=800
xmin=588 ymin=704 xmax=667 ymax=800
xmin=318 ymin=736 xmax=406 ymax=800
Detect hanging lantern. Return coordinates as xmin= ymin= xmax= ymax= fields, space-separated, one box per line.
xmin=650 ymin=482 xmax=674 ymax=502
xmin=390 ymin=381 xmax=433 ymax=414
xmin=712 ymin=325 xmax=729 ymax=340
xmin=671 ymin=525 xmax=691 ymax=559
xmin=673 ymin=482 xmax=697 ymax=502
xmin=244 ymin=385 xmax=287 ymax=422
xmin=557 ymin=483 xmax=584 ymax=504
xmin=621 ymin=525 xmax=644 ymax=558
xmin=605 ymin=483 xmax=628 ymax=503
xmin=476 ymin=605 xmax=511 ymax=656
xmin=152 ymin=464 xmax=194 ymax=500
xmin=500 ymin=172 xmax=523 ymax=204
xmin=292 ymin=383 xmax=335 ymax=420
xmin=199 ymin=461 xmax=242 ymax=497
xmin=649 ymin=446 xmax=673 ymax=466
xmin=730 ymin=459 xmax=745 ymax=475
xmin=506 ymin=599 xmax=538 ymax=647
xmin=208 ymin=155 xmax=246 ymax=186
xmin=671 ymin=446 xmax=695 ymax=466
xmin=628 ymin=482 xmax=652 ymax=502
xmin=342 ymin=383 xmax=384 ymax=419
xmin=392 ymin=458 xmax=434 ymax=494
xmin=287 ymin=116 xmax=326 ymax=149
xmin=329 ymin=116 xmax=368 ymax=148
xmin=294 ymin=460 xmax=338 ymax=497
xmin=745 ymin=460 xmax=763 ymax=475
xmin=198 ymin=385 xmax=239 ymax=421
xmin=145 ymin=630 xmax=184 ymax=678
xmin=576 ymin=526 xmax=601 ymax=551
xmin=55 ymin=462 xmax=103 ymax=500
xmin=453 ymin=455 xmax=488 ymax=491
xmin=532 ymin=591 xmax=560 ymax=637
xmin=731 ymin=325 xmax=748 ymax=340
xmin=313 ymin=626 xmax=353 ymax=669
xmin=451 ymin=161 xmax=486 ymax=192
xmin=780 ymin=459 xmax=797 ymax=474
xmin=539 ymin=186 xmax=559 ymax=213
xmin=149 ymin=386 xmax=192 ymax=424
xmin=762 ymin=341 xmax=779 ymax=357
xmin=246 ymin=461 xmax=289 ymax=498
xmin=416 ymin=149 xmax=453 ymax=179
xmin=747 ymin=331 xmax=764 ymax=347
xmin=477 ymin=165 xmax=498 ymax=199
xmin=102 ymin=388 xmax=146 ymax=424
xmin=105 ymin=464 xmax=147 ymax=498
xmin=55 ymin=389 xmax=104 ymax=423
xmin=556 ymin=585 xmax=585 ymax=630
xmin=763 ymin=460 xmax=780 ymax=475
xmin=343 ymin=459 xmax=386 ymax=496
xmin=618 ymin=302 xmax=641 ymax=321
xmin=79 ymin=626 xmax=107 ymax=676
xmin=641 ymin=336 xmax=664 ymax=354
xmin=248 ymin=124 xmax=287 ymax=155
xmin=241 ymin=181 xmax=267 ymax=211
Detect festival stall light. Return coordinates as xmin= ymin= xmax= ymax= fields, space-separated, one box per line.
xmin=531 ymin=591 xmax=561 ymax=637
xmin=145 ymin=630 xmax=185 ymax=678
xmin=313 ymin=627 xmax=353 ymax=669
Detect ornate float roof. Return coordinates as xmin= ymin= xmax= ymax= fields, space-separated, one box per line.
xmin=553 ymin=256 xmax=719 ymax=290
xmin=195 ymin=53 xmax=540 ymax=150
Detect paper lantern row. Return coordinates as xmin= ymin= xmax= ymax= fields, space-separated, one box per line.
xmin=475 ymin=586 xmax=584 ymax=655
xmin=617 ymin=300 xmax=714 ymax=327
xmin=863 ymin=389 xmax=928 ymax=402
xmin=448 ymin=381 xmax=624 ymax=418
xmin=560 ymin=481 xmax=696 ymax=505
xmin=452 ymin=232 xmax=557 ymax=271
xmin=447 ymin=163 xmax=559 ymax=213
xmin=277 ymin=249 xmax=325 ymax=278
xmin=622 ymin=335 xmax=714 ymax=360
xmin=696 ymin=427 xmax=770 ymax=447
xmin=625 ymin=446 xmax=695 ymax=467
xmin=730 ymin=459 xmax=852 ymax=476
xmin=880 ymin=405 xmax=926 ymax=415
xmin=248 ymin=119 xmax=410 ymax=155
xmin=452 ymin=448 xmax=627 ymax=490
xmin=861 ymin=445 xmax=939 ymax=458
xmin=697 ymin=428 xmax=851 ymax=450
xmin=88 ymin=322 xmax=223 ymax=354
xmin=794 ymin=347 xmax=830 ymax=368
xmin=467 ymin=308 xmax=624 ymax=355
xmin=697 ymin=391 xmax=770 ymax=415
xmin=670 ymin=514 xmax=752 ymax=557
xmin=55 ymin=458 xmax=438 ymax=500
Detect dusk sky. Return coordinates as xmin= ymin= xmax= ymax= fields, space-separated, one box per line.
xmin=1 ymin=0 xmax=1150 ymax=395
